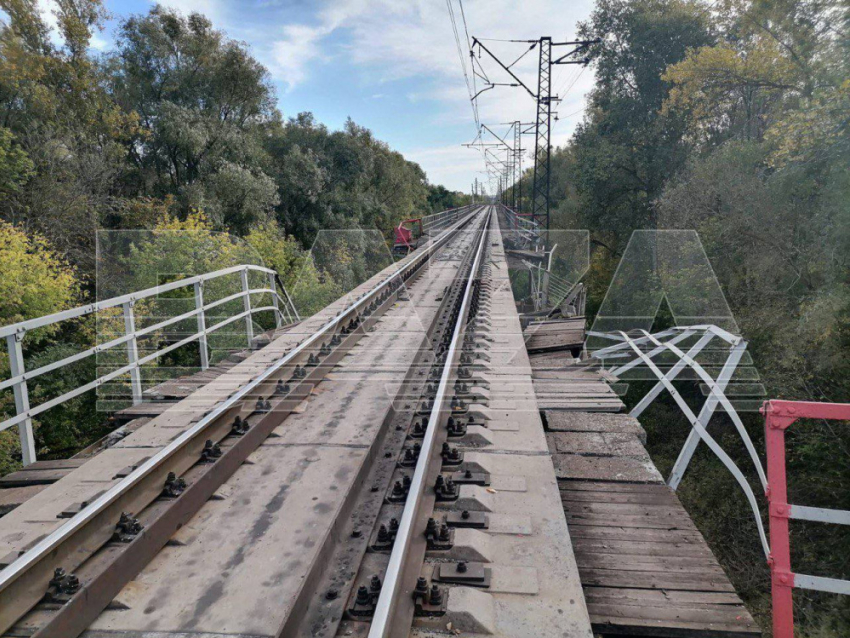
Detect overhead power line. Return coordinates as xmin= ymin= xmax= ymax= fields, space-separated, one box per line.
xmin=446 ymin=0 xmax=479 ymax=129
xmin=470 ymin=36 xmax=599 ymax=228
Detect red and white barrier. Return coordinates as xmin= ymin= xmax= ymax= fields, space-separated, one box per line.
xmin=762 ymin=399 xmax=850 ymax=638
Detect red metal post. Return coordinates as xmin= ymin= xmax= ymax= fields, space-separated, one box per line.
xmin=762 ymin=399 xmax=850 ymax=638
xmin=763 ymin=401 xmax=795 ymax=638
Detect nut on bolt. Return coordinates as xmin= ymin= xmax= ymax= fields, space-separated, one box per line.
xmin=162 ymin=472 xmax=186 ymax=498
xmin=231 ymin=416 xmax=249 ymax=436
xmin=413 ymin=576 xmax=429 ymax=601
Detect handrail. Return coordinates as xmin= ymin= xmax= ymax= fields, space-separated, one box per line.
xmin=0 ymin=264 xmax=280 ymax=340
xmin=421 ymin=204 xmax=473 ymax=234
xmin=762 ymin=399 xmax=850 ymax=638
xmin=607 ymin=328 xmax=770 ymax=558
xmin=1 ymin=264 xmax=298 ymax=465
xmin=592 ymin=333 xmax=850 ymax=637
xmin=592 ymin=326 xmax=770 ymax=547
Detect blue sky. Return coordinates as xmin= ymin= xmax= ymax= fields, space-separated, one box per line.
xmin=52 ymin=0 xmax=597 ymax=193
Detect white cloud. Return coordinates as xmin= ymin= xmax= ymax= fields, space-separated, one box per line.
xmin=271 ymin=23 xmax=328 ymax=89
xmin=406 ymin=143 xmax=492 ymax=192
xmin=89 ymin=32 xmax=109 ymax=51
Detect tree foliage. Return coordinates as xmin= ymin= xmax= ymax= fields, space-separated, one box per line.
xmin=0 ymin=221 xmax=77 ymax=340
xmin=569 ymin=0 xmax=713 ymax=235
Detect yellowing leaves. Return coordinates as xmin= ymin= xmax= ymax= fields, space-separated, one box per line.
xmin=766 ymin=82 xmax=850 ymax=167
xmin=662 ymin=38 xmax=801 ymax=138
xmin=0 ymin=222 xmax=78 ymax=341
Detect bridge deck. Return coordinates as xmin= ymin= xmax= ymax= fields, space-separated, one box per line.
xmin=531 ymin=352 xmax=760 ymax=637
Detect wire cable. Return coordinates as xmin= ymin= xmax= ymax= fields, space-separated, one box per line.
xmin=446 ymin=0 xmax=480 ymax=130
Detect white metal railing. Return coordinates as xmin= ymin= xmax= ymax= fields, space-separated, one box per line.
xmin=500 ymin=204 xmax=543 ymax=250
xmin=421 ymin=205 xmax=472 ymax=234
xmin=1 ymin=264 xmax=299 ymax=465
xmin=590 ymin=325 xmax=770 ymax=558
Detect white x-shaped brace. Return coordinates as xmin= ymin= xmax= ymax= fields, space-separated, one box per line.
xmin=589 ymin=325 xmax=770 ymax=558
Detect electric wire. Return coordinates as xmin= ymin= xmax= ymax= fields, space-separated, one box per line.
xmin=446 ymin=0 xmax=479 ymax=129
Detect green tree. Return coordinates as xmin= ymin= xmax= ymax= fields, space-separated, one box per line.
xmin=0 ymin=222 xmax=80 ymax=474
xmin=0 ymin=0 xmax=135 ymax=278
xmin=0 ymin=127 xmax=33 ymax=197
xmin=0 ymin=221 xmax=78 ymax=340
xmin=111 ymin=6 xmax=279 ymax=233
xmin=569 ymin=0 xmax=713 ymax=236
xmin=264 ymin=113 xmax=432 ymax=246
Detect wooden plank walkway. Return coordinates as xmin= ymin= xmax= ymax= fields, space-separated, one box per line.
xmin=529 ymin=351 xmax=760 ymax=637
xmin=524 ymin=316 xmax=586 ymax=353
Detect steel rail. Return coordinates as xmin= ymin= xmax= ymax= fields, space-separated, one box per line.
xmin=368 ymin=208 xmax=493 ymax=638
xmin=0 ymin=205 xmax=484 ymax=633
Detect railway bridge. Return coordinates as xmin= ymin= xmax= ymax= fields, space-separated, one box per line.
xmin=0 ymin=204 xmax=776 ymax=637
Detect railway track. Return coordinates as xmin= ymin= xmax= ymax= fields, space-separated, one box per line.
xmin=0 ymin=200 xmax=777 ymax=638
xmin=0 ymin=204 xmax=593 ymax=638
xmin=0 ymin=207 xmax=584 ymax=638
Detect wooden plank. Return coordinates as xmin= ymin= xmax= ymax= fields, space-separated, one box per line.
xmin=533 ymin=370 xmax=602 ymax=380
xmin=562 ymin=501 xmax=694 ymax=518
xmin=589 ymin=605 xmax=759 ymax=637
xmin=0 ymin=459 xmax=85 ymax=487
xmin=584 ymin=586 xmax=744 ymax=606
xmin=544 ymin=410 xmax=642 ymax=431
xmin=552 ymin=454 xmax=664 ymax=483
xmin=565 ymin=512 xmax=698 ymax=531
xmin=533 ymin=381 xmax=617 ymax=392
xmin=589 ymin=601 xmax=754 ymax=623
xmin=548 ymin=432 xmax=648 ymax=457
xmin=0 ymin=469 xmax=77 ymax=488
xmin=112 ymin=401 xmax=178 ymax=421
xmin=0 ymin=485 xmax=47 ymax=516
xmin=567 ymin=525 xmax=704 ymax=543
xmin=578 ymin=569 xmax=737 ymax=592
xmin=14 ymin=459 xmax=85 ymax=471
xmin=574 ymin=539 xmax=715 ymax=558
xmin=577 ymin=554 xmax=727 ymax=575
xmin=537 ymin=399 xmax=624 ymax=411
xmin=528 ymin=351 xmax=581 ymax=369
xmin=561 ymin=489 xmax=679 ymax=505
xmin=560 ymin=480 xmax=672 ymax=494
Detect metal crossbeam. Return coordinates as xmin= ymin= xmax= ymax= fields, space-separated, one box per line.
xmin=592 ymin=326 xmax=770 ymax=558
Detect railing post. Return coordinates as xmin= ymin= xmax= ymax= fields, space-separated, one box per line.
xmin=764 ymin=405 xmax=796 ymax=638
xmin=6 ymin=332 xmax=36 ymax=466
xmin=194 ymin=281 xmax=209 ymax=370
xmin=240 ymin=268 xmax=254 ymax=347
xmin=269 ymin=271 xmax=282 ymax=328
xmin=122 ymin=301 xmax=143 ymax=405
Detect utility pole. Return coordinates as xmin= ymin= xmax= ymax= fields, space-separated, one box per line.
xmin=512 ymin=121 xmax=521 ymax=212
xmin=532 ymin=37 xmax=552 ymax=229
xmin=470 ymin=37 xmax=598 ymax=229
xmin=479 ymin=123 xmax=517 ymax=210
xmin=501 ymin=120 xmax=533 ymax=215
